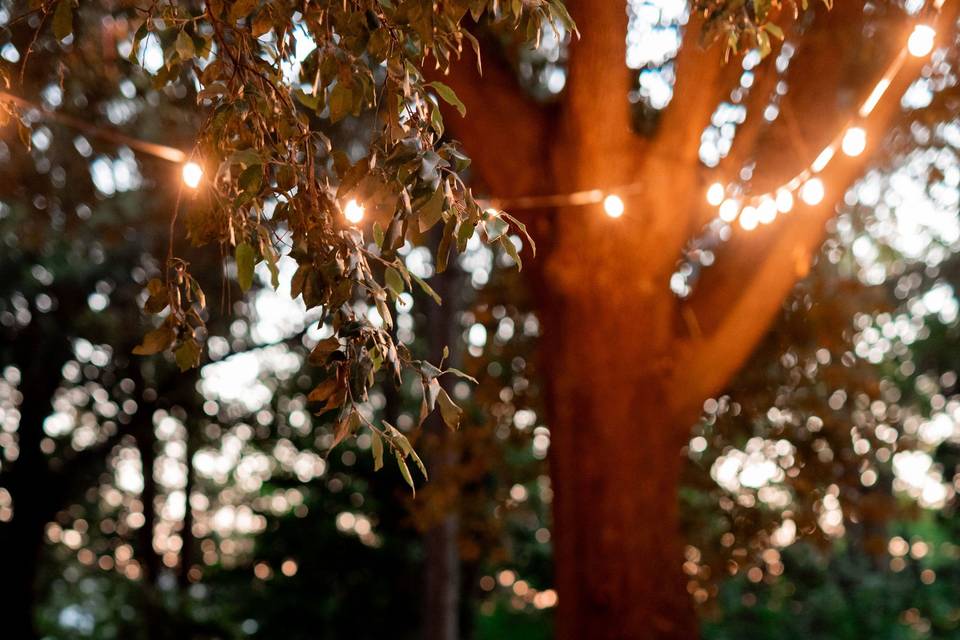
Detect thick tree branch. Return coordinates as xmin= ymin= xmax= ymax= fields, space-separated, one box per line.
xmin=652 ymin=14 xmax=736 ymax=167
xmin=670 ymin=9 xmax=958 ymax=417
xmin=432 ymin=33 xmax=554 ymax=199
xmin=555 ymin=0 xmax=637 ymax=185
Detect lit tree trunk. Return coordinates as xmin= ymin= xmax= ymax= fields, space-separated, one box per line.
xmin=541 ymin=285 xmax=700 ymax=638
xmin=434 ymin=3 xmax=953 ymax=637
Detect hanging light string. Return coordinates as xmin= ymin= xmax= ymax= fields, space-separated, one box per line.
xmin=0 ymin=90 xmax=205 ymax=187
xmin=0 ymin=90 xmax=189 ymax=163
xmin=484 ymin=17 xmax=943 ymax=226
xmin=0 ymin=11 xmax=943 ymax=225
xmin=703 ymin=21 xmax=938 ymax=232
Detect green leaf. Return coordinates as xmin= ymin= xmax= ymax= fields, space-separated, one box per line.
xmin=228 ymin=0 xmax=258 ymax=23
xmin=263 ymin=245 xmax=280 ymax=289
xmin=436 ymin=217 xmax=456 ymax=273
xmin=500 ymin=212 xmax=537 ymax=256
xmin=309 ymin=336 xmax=341 ymax=364
xmin=483 ymin=213 xmax=509 ymax=242
xmin=408 ymin=447 xmax=428 ymax=481
xmin=229 ymin=148 xmax=262 ymax=166
xmin=239 ymin=164 xmax=262 ymax=194
xmin=395 ymin=450 xmax=415 ymax=495
xmin=411 ymin=273 xmax=442 ymax=305
xmin=174 ymin=338 xmax=201 ymax=371
xmin=500 ymin=235 xmax=522 ymax=271
xmin=763 ymin=23 xmax=784 ymax=40
xmin=385 ymin=267 xmax=404 ymax=297
xmin=130 ymin=22 xmax=148 ymax=63
xmin=444 ymin=367 xmax=478 ymax=384
xmin=371 ymin=428 xmax=384 ymax=472
xmin=235 ymin=242 xmax=256 ymax=292
xmin=308 ymin=377 xmax=339 ymax=403
xmin=133 ymin=325 xmax=176 ymax=356
xmin=457 ymin=220 xmax=476 ymax=253
xmin=428 ymin=81 xmax=466 ymax=117
xmin=329 ymin=83 xmax=352 ymax=123
xmin=418 ymin=187 xmax=445 ymax=233
xmin=176 ymin=31 xmax=195 ymax=60
xmin=52 ymin=0 xmax=73 ymax=41
xmin=436 ymin=387 xmax=462 ymax=430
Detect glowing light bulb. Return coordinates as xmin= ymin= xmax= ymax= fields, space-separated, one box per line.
xmin=344 ymin=198 xmax=365 ymax=224
xmin=182 ymin=162 xmax=203 ymax=188
xmin=811 ymin=146 xmax=835 ymax=173
xmin=775 ymin=188 xmax=794 ymax=213
xmin=718 ymin=199 xmax=740 ymax=222
xmin=739 ymin=206 xmax=759 ymax=231
xmin=800 ymin=178 xmax=825 ymax=205
xmin=908 ymin=25 xmax=936 ymax=58
xmin=841 ymin=126 xmax=867 ymax=157
xmin=603 ymin=194 xmax=625 ymax=218
xmin=757 ymin=197 xmax=777 ymax=224
xmin=706 ymin=182 xmax=725 ymax=206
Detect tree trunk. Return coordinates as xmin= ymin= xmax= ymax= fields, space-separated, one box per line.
xmin=0 ymin=332 xmax=72 ymax=640
xmin=539 ymin=269 xmax=699 ymax=639
xmin=422 ymin=257 xmax=464 ymax=640
xmin=2 ymin=502 xmax=46 ymax=640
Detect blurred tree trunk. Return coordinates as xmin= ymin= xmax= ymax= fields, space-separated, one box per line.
xmin=0 ymin=325 xmax=72 ymax=639
xmin=432 ymin=1 xmax=942 ymax=636
xmin=538 ymin=282 xmax=701 ymax=638
xmin=422 ymin=257 xmax=464 ymax=640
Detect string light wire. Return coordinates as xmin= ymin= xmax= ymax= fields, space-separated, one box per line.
xmin=0 ymin=90 xmax=189 ymax=164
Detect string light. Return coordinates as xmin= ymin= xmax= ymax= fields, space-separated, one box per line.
xmin=775 ymin=189 xmax=794 ymax=213
xmin=694 ymin=18 xmax=938 ymax=234
xmin=908 ymin=24 xmax=936 ymax=57
xmin=859 ymin=77 xmax=892 ymax=117
xmin=739 ymin=206 xmax=759 ymax=230
xmin=603 ymin=194 xmax=625 ymax=218
xmin=0 ymin=14 xmax=942 ymax=237
xmin=811 ymin=145 xmax=836 ymax=173
xmin=757 ymin=197 xmax=777 ymax=224
xmin=800 ymin=177 xmax=825 ymax=205
xmin=182 ymin=162 xmax=203 ymax=188
xmin=841 ymin=126 xmax=867 ymax=157
xmin=719 ymin=199 xmax=740 ymax=222
xmin=344 ymin=198 xmax=365 ymax=224
xmin=706 ymin=182 xmax=726 ymax=206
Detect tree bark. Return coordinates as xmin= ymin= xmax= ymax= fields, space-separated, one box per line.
xmin=422 ymin=257 xmax=464 ymax=640
xmin=535 ymin=245 xmax=699 ymax=639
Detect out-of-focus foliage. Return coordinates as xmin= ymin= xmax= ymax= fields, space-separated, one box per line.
xmin=4 ymin=0 xmax=572 ymax=484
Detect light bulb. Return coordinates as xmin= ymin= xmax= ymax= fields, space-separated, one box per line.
xmin=603 ymin=194 xmax=625 ymax=218
xmin=908 ymin=25 xmax=935 ymax=58
xmin=706 ymin=182 xmax=725 ymax=206
xmin=841 ymin=126 xmax=867 ymax=157
xmin=182 ymin=162 xmax=203 ymax=188
xmin=800 ymin=178 xmax=825 ymax=205
xmin=344 ymin=198 xmax=365 ymax=224
xmin=775 ymin=188 xmax=794 ymax=213
xmin=739 ymin=206 xmax=759 ymax=231
xmin=718 ymin=199 xmax=740 ymax=222
xmin=757 ymin=197 xmax=777 ymax=224
xmin=811 ymin=146 xmax=835 ymax=173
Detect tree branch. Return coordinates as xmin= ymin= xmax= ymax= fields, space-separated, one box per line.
xmin=669 ymin=7 xmax=959 ymax=417
xmin=431 ymin=31 xmax=554 ymax=200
